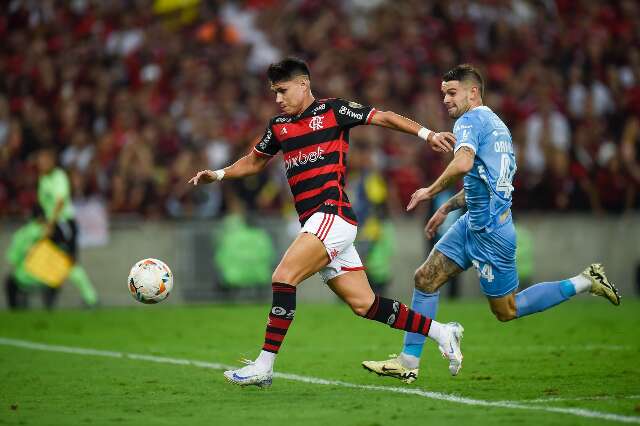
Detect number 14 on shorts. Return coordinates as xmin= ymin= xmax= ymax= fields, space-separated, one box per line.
xmin=472 ymin=260 xmax=494 ymax=282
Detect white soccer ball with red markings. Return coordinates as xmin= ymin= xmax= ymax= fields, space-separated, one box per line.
xmin=127 ymin=258 xmax=173 ymax=304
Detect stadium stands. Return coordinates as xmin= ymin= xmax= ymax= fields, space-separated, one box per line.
xmin=1 ymin=0 xmax=639 ymax=218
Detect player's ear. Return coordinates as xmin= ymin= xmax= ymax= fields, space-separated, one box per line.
xmin=470 ymin=85 xmax=480 ymax=101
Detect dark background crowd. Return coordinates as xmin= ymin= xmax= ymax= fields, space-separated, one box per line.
xmin=2 ymin=0 xmax=640 ymax=220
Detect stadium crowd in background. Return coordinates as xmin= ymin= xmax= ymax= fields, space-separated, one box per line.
xmin=1 ymin=0 xmax=640 ymax=220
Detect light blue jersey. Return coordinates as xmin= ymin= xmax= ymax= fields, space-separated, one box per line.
xmin=435 ymin=105 xmax=519 ymax=297
xmin=453 ymin=106 xmax=516 ymax=231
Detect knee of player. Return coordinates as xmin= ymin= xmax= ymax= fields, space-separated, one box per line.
xmin=413 ymin=269 xmax=437 ymax=293
xmin=493 ymin=310 xmax=516 ymax=322
xmin=413 ymin=268 xmax=427 ymax=287
xmin=271 ymin=270 xmax=295 ymax=285
xmin=351 ymin=300 xmax=372 ymax=317
xmin=345 ymin=296 xmax=374 ymax=317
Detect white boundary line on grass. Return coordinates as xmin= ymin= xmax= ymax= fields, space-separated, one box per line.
xmin=1 ymin=337 xmax=638 ymax=424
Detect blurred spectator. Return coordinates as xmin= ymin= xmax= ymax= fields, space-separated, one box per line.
xmin=348 ymin=141 xmax=396 ymax=295
xmin=213 ymin=214 xmax=275 ymax=289
xmin=523 ymin=89 xmax=571 ymax=193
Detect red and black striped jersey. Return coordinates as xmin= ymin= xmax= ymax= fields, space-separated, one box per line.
xmin=253 ymin=98 xmax=377 ymax=225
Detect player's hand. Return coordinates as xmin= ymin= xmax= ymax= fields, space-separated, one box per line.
xmin=425 ymin=208 xmax=447 ymax=239
xmin=188 ymin=170 xmax=216 ymax=186
xmin=406 ymin=187 xmax=432 ymax=211
xmin=428 ymin=132 xmax=455 ymax=152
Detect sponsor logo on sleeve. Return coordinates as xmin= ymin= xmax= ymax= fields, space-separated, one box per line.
xmin=338 ymin=106 xmax=364 ymax=121
xmin=258 ymin=129 xmax=272 ymax=149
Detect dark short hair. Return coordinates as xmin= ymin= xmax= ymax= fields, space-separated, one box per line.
xmin=267 ymin=57 xmax=310 ymax=83
xmin=443 ymin=64 xmax=484 ymax=98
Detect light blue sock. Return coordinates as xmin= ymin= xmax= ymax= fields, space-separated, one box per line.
xmin=402 ymin=289 xmax=439 ymax=358
xmin=515 ymin=279 xmax=576 ymax=318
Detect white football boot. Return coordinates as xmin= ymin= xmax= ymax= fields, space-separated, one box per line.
xmin=438 ymin=322 xmax=464 ymax=376
xmin=362 ymin=354 xmax=419 ymax=384
xmin=584 ymin=263 xmax=621 ymax=306
xmin=223 ymin=359 xmax=273 ymax=387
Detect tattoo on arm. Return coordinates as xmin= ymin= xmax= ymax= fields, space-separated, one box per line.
xmin=456 ymin=146 xmax=476 ymax=162
xmin=443 ymin=190 xmax=466 ymax=213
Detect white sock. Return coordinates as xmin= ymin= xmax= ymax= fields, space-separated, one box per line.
xmin=399 ymin=353 xmax=420 ymax=369
xmin=255 ymin=350 xmax=276 ymax=370
xmin=570 ymin=274 xmax=592 ymax=294
xmin=427 ymin=320 xmax=447 ymax=346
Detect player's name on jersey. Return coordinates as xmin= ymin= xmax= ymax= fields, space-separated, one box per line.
xmin=494 ymin=140 xmax=513 ymax=154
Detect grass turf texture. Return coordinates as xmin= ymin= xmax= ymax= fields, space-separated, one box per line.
xmin=0 ymin=299 xmax=638 ymax=425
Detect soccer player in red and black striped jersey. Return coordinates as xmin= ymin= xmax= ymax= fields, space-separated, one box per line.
xmin=189 ymin=57 xmax=465 ymax=386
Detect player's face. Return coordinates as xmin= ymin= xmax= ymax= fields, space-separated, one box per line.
xmin=36 ymin=150 xmax=55 ymax=174
xmin=441 ymin=80 xmax=472 ymax=118
xmin=271 ymin=78 xmax=308 ymax=115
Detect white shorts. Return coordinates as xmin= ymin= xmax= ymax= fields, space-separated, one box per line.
xmin=301 ymin=212 xmax=365 ymax=283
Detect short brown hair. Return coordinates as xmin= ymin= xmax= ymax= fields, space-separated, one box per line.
xmin=443 ymin=64 xmax=484 ymax=98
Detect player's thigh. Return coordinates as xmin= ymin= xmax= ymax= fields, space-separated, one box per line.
xmin=487 ymin=291 xmax=517 ymax=322
xmin=272 ymin=232 xmax=330 ymax=285
xmin=327 ymin=269 xmax=375 ymax=316
xmin=414 ymin=249 xmax=464 ymax=293
xmin=469 ymin=225 xmax=518 ymax=299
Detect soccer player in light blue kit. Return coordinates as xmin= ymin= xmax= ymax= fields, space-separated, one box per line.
xmin=362 ymin=64 xmax=621 ymax=383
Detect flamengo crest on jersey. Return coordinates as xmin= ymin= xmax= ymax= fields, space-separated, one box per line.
xmin=254 ymin=98 xmax=377 ymax=225
xmin=453 ymin=106 xmax=517 ymax=232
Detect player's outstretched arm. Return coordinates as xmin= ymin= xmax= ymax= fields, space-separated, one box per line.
xmin=406 ymin=146 xmax=475 ymax=211
xmin=424 ymin=190 xmax=466 ymax=239
xmin=188 ymin=150 xmax=270 ymax=186
xmin=369 ymin=110 xmax=455 ymax=152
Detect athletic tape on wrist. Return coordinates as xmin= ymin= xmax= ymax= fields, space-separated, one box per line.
xmin=418 ymin=127 xmax=433 ymax=142
xmin=214 ymin=169 xmax=225 ymax=181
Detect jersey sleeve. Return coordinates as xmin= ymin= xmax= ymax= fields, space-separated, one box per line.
xmin=453 ymin=115 xmax=480 ymax=154
xmin=253 ymin=121 xmax=280 ymax=157
xmin=330 ymin=98 xmax=377 ymax=128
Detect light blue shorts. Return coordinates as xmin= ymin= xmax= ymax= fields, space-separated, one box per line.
xmin=434 ymin=212 xmax=518 ymax=297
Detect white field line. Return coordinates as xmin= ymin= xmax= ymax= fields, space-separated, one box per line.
xmin=1 ymin=337 xmax=639 ymax=424
xmin=504 ymin=395 xmax=640 ymax=404
xmin=472 ymin=344 xmax=633 ymax=352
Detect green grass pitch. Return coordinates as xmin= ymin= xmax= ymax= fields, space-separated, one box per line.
xmin=0 ymin=299 xmax=639 ymax=425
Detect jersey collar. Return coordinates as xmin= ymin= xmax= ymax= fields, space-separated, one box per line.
xmin=294 ymin=99 xmax=318 ymax=119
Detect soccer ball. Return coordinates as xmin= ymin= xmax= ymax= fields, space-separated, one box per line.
xmin=127 ymin=258 xmax=173 ymax=304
